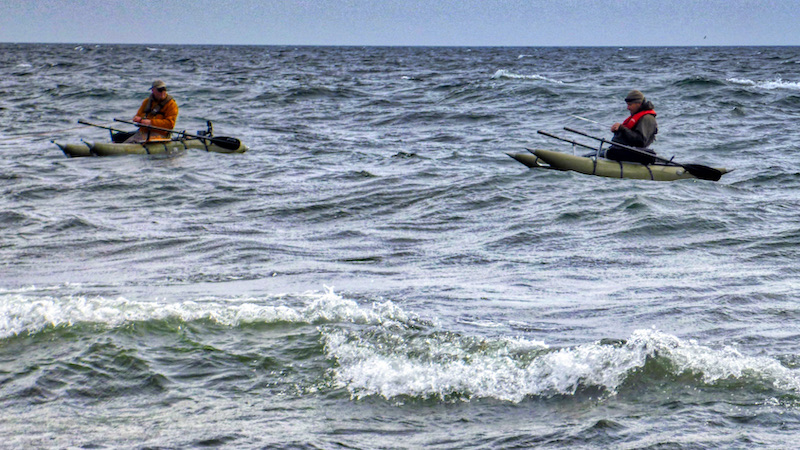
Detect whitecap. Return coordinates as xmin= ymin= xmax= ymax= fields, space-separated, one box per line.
xmin=0 ymin=287 xmax=426 ymax=339
xmin=727 ymin=77 xmax=800 ymax=90
xmin=491 ymin=69 xmax=563 ymax=84
xmin=325 ymin=327 xmax=800 ymax=402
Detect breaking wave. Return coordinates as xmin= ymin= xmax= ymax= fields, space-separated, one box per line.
xmin=491 ymin=69 xmax=564 ymax=84
xmin=0 ymin=287 xmax=426 ymax=339
xmin=326 ymin=327 xmax=800 ymax=403
xmin=726 ymin=77 xmax=800 ymax=90
xmin=6 ymin=288 xmax=798 ymax=405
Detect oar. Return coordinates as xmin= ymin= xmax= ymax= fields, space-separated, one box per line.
xmin=563 ymin=127 xmax=723 ymax=181
xmin=113 ymin=118 xmax=242 ymax=151
xmin=537 ymin=130 xmax=604 ymax=153
xmin=77 ymin=119 xmax=129 ymax=134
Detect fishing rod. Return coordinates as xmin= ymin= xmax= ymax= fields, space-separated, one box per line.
xmin=5 ymin=121 xmax=117 ymax=141
xmin=570 ymin=114 xmax=601 ymax=125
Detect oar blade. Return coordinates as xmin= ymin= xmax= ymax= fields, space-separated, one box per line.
xmin=208 ymin=136 xmax=242 ymax=151
xmin=682 ymin=164 xmax=723 ymax=182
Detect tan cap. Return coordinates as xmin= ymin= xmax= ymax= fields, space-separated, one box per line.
xmin=151 ymin=80 xmax=167 ymax=90
xmin=624 ymin=90 xmax=645 ymax=103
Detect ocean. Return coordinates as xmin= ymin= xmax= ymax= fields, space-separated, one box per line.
xmin=2 ymin=43 xmax=800 ymax=448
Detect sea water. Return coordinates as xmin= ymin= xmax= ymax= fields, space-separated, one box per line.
xmin=1 ymin=44 xmax=800 ymax=448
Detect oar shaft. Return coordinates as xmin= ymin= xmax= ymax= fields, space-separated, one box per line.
xmin=537 ymin=130 xmax=601 ymax=152
xmin=77 ymin=120 xmax=128 ymax=134
xmin=114 ymin=118 xmax=205 ymax=140
xmin=563 ymin=127 xmax=667 ymax=164
xmin=113 ymin=117 xmax=242 ymax=151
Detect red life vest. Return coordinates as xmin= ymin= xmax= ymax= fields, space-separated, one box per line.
xmin=622 ymin=110 xmax=656 ymax=129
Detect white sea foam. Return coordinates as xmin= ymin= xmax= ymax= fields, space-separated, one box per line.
xmin=0 ymin=287 xmax=422 ymax=339
xmin=5 ymin=289 xmax=798 ymax=403
xmin=727 ymin=77 xmax=800 ymax=90
xmin=326 ymin=328 xmax=800 ymax=402
xmin=491 ymin=69 xmax=563 ymax=84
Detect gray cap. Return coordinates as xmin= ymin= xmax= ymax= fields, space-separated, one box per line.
xmin=624 ymin=90 xmax=645 ymax=103
xmin=151 ymin=80 xmax=167 ymax=90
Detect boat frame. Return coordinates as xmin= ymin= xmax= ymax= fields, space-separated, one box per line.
xmin=508 ymin=149 xmax=729 ymax=182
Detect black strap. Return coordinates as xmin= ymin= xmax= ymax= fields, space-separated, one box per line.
xmin=144 ymin=94 xmax=174 ymax=118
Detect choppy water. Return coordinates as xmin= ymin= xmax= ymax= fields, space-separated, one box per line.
xmin=2 ymin=43 xmax=800 ymax=448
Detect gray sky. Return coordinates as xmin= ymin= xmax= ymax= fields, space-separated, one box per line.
xmin=1 ymin=0 xmax=797 ymax=46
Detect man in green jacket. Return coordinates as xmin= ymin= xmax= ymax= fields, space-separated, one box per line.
xmin=607 ymin=90 xmax=658 ymax=164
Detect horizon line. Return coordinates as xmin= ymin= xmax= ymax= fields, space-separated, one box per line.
xmin=2 ymin=41 xmax=799 ymax=48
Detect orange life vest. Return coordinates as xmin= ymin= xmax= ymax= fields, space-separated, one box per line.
xmin=622 ymin=110 xmax=656 ymax=129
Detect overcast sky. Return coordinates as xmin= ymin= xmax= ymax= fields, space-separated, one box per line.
xmin=1 ymin=0 xmax=797 ymax=46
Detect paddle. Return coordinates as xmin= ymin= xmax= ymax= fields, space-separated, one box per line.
xmin=563 ymin=127 xmax=723 ymax=181
xmin=537 ymin=130 xmax=604 ymax=153
xmin=113 ymin=118 xmax=242 ymax=151
xmin=77 ymin=119 xmax=129 ymax=134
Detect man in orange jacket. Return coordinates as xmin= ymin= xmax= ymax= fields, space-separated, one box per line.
xmin=125 ymin=80 xmax=179 ymax=142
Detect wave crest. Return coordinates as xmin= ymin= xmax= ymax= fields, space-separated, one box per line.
xmin=727 ymin=78 xmax=800 ymax=90
xmin=0 ymin=287 xmax=425 ymax=339
xmin=326 ymin=328 xmax=800 ymax=402
xmin=491 ymin=69 xmax=564 ymax=84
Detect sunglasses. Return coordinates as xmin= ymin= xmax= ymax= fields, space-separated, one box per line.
xmin=156 ymin=87 xmax=167 ymax=92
